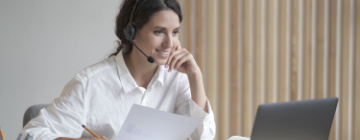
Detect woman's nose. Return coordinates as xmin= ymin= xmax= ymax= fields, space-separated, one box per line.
xmin=163 ymin=34 xmax=174 ymax=48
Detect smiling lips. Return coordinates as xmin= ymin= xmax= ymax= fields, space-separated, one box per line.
xmin=156 ymin=49 xmax=170 ymax=58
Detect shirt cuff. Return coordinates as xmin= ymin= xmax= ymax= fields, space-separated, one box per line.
xmin=188 ymin=100 xmax=216 ymax=140
xmin=189 ymin=99 xmax=214 ymax=121
xmin=18 ymin=131 xmax=60 ymax=140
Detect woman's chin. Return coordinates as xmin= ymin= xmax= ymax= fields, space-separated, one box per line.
xmin=154 ymin=58 xmax=167 ymax=65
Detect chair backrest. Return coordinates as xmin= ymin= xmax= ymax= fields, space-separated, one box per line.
xmin=23 ymin=104 xmax=49 ymax=127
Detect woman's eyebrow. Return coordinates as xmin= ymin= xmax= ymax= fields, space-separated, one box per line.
xmin=174 ymin=26 xmax=181 ymax=30
xmin=153 ymin=26 xmax=166 ymax=29
xmin=153 ymin=26 xmax=181 ymax=30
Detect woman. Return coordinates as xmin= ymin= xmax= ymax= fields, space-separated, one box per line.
xmin=19 ymin=0 xmax=215 ymax=139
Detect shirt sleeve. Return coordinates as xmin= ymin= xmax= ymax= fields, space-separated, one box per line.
xmin=18 ymin=76 xmax=88 ymax=140
xmin=175 ymin=74 xmax=216 ymax=140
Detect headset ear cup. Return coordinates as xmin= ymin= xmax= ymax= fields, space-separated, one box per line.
xmin=123 ymin=24 xmax=136 ymax=41
xmin=130 ymin=25 xmax=136 ymax=40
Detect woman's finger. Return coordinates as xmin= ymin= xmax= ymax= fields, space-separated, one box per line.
xmin=173 ymin=52 xmax=191 ymax=71
xmin=168 ymin=49 xmax=187 ymax=71
xmin=166 ymin=39 xmax=181 ymax=67
xmin=166 ymin=48 xmax=183 ymax=68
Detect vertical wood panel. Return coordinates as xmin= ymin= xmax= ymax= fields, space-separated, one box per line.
xmin=278 ymin=0 xmax=287 ymax=102
xmin=177 ymin=0 xmax=359 ymax=139
xmin=323 ymin=0 xmax=330 ymax=98
xmin=286 ymin=0 xmax=292 ymax=101
xmin=348 ymin=0 xmax=355 ymax=139
xmin=323 ymin=0 xmax=335 ymax=140
xmin=303 ymin=0 xmax=312 ymax=100
xmin=316 ymin=0 xmax=325 ymax=99
xmin=254 ymin=0 xmax=262 ymax=116
xmin=310 ymin=0 xmax=317 ymax=99
xmin=195 ymin=0 xmax=204 ymax=72
xmin=230 ymin=0 xmax=240 ymax=136
xmin=272 ymin=0 xmax=280 ymax=103
xmin=355 ymin=1 xmax=360 ymax=139
xmin=183 ymin=0 xmax=192 ymax=52
xmin=329 ymin=0 xmax=337 ymax=98
xmin=291 ymin=0 xmax=299 ymax=101
xmin=249 ymin=0 xmax=256 ymax=128
xmin=261 ymin=0 xmax=267 ymax=104
xmin=297 ymin=0 xmax=304 ymax=100
xmin=311 ymin=0 xmax=317 ymax=99
xmin=267 ymin=0 xmax=275 ymax=103
xmin=241 ymin=0 xmax=248 ymax=136
xmin=205 ymin=1 xmax=217 ymax=139
xmin=341 ymin=0 xmax=350 ymax=139
xmin=237 ymin=1 xmax=243 ymax=135
xmin=335 ymin=0 xmax=342 ymax=139
xmin=218 ymin=0 xmax=230 ymax=139
xmin=328 ymin=0 xmax=338 ymax=138
xmin=240 ymin=0 xmax=254 ymax=137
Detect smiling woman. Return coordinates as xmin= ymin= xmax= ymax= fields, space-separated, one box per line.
xmin=110 ymin=0 xmax=182 ymax=57
xmin=18 ymin=0 xmax=215 ymax=140
xmin=131 ymin=9 xmax=181 ymax=65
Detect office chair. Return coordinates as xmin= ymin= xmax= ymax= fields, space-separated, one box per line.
xmin=23 ymin=104 xmax=49 ymax=127
xmin=228 ymin=136 xmax=250 ymax=140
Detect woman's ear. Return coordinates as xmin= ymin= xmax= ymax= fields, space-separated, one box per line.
xmin=113 ymin=40 xmax=121 ymax=48
xmin=133 ymin=37 xmax=138 ymax=43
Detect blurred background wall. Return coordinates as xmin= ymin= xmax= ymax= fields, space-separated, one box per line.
xmin=0 ymin=0 xmax=121 ymax=139
xmin=177 ymin=0 xmax=359 ymax=140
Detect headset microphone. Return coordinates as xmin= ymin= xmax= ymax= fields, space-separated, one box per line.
xmin=123 ymin=0 xmax=154 ymax=63
xmin=127 ymin=38 xmax=155 ymax=63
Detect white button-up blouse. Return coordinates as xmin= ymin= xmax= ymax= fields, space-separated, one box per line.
xmin=19 ymin=51 xmax=216 ymax=140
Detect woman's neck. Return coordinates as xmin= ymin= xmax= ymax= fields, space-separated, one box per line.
xmin=123 ymin=51 xmax=157 ymax=88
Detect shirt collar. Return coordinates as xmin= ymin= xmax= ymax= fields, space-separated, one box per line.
xmin=115 ymin=50 xmax=164 ymax=93
xmin=151 ymin=65 xmax=165 ymax=87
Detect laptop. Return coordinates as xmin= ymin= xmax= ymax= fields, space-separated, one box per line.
xmin=250 ymin=97 xmax=338 ymax=140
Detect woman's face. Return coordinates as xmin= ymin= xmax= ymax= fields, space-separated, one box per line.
xmin=133 ymin=9 xmax=180 ymax=65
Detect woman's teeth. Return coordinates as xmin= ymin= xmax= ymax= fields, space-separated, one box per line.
xmin=160 ymin=51 xmax=169 ymax=55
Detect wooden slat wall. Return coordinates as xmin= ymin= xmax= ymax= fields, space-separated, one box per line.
xmin=355 ymin=1 xmax=360 ymax=140
xmin=177 ymin=0 xmax=359 ymax=139
xmin=218 ymin=0 xmax=230 ymax=139
xmin=230 ymin=0 xmax=241 ymax=137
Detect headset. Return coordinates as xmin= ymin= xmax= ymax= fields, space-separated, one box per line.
xmin=123 ymin=0 xmax=139 ymax=41
xmin=123 ymin=0 xmax=155 ymax=63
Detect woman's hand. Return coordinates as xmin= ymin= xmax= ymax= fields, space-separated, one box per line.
xmin=165 ymin=41 xmax=208 ymax=112
xmin=166 ymin=42 xmax=201 ymax=76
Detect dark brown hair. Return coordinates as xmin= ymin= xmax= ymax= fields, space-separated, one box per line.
xmin=109 ymin=0 xmax=183 ymax=57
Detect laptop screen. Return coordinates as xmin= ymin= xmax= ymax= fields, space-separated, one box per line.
xmin=250 ymin=98 xmax=338 ymax=140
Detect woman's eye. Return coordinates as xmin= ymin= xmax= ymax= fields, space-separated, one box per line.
xmin=154 ymin=30 xmax=162 ymax=35
xmin=172 ymin=30 xmax=179 ymax=35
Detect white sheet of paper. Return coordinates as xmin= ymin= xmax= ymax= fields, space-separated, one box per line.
xmin=113 ymin=104 xmax=201 ymax=140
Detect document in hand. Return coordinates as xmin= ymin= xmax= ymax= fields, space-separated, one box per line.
xmin=113 ymin=104 xmax=202 ymax=140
